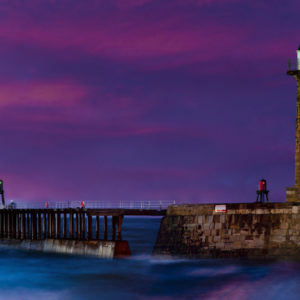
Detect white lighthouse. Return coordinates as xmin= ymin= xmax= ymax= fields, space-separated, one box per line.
xmin=286 ymin=47 xmax=300 ymax=202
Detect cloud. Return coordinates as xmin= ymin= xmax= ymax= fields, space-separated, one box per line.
xmin=0 ymin=80 xmax=87 ymax=108
xmin=0 ymin=0 xmax=296 ymax=74
xmin=114 ymin=0 xmax=152 ymax=9
xmin=179 ymin=0 xmax=239 ymax=6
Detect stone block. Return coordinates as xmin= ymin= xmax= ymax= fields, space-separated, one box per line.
xmin=253 ymin=239 xmax=265 ymax=248
xmin=215 ymin=223 xmax=222 ymax=230
xmin=280 ymin=222 xmax=289 ymax=230
xmin=205 ymin=215 xmax=213 ymax=223
xmin=197 ymin=216 xmax=203 ymax=224
xmin=213 ymin=236 xmax=221 ymax=243
xmin=271 ymin=235 xmax=286 ymax=243
xmin=203 ymin=224 xmax=211 ymax=231
xmin=215 ymin=242 xmax=225 ymax=248
xmin=220 ymin=215 xmax=225 ymax=223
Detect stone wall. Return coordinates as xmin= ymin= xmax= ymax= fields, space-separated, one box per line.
xmin=153 ymin=202 xmax=300 ymax=258
xmin=0 ymin=239 xmax=131 ymax=258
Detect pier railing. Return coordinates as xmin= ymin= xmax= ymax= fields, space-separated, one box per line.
xmin=10 ymin=200 xmax=176 ymax=210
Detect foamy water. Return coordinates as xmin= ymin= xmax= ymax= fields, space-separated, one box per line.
xmin=0 ymin=217 xmax=299 ymax=300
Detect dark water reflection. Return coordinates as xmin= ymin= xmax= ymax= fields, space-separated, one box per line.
xmin=0 ymin=217 xmax=299 ymax=300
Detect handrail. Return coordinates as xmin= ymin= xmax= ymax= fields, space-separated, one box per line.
xmin=6 ymin=200 xmax=176 ymax=210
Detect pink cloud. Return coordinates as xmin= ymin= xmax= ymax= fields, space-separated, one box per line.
xmin=0 ymin=7 xmax=246 ymax=68
xmin=0 ymin=80 xmax=88 ymax=107
xmin=0 ymin=1 xmax=296 ymax=73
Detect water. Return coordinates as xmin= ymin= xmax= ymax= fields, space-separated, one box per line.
xmin=0 ymin=217 xmax=299 ymax=300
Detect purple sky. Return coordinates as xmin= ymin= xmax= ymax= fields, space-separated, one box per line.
xmin=1 ymin=0 xmax=300 ymax=204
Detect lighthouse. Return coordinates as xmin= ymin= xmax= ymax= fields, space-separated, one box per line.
xmin=286 ymin=46 xmax=300 ymax=202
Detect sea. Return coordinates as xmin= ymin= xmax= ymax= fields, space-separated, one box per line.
xmin=0 ymin=217 xmax=299 ymax=300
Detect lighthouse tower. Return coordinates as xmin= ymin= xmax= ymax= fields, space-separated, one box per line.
xmin=286 ymin=46 xmax=300 ymax=202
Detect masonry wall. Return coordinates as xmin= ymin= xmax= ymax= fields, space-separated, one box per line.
xmin=153 ymin=203 xmax=300 ymax=258
xmin=0 ymin=239 xmax=131 ymax=258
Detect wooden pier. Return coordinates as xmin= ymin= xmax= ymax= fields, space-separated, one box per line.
xmin=0 ymin=208 xmax=166 ymax=242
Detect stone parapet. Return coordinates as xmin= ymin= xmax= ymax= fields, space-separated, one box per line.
xmin=153 ymin=202 xmax=300 ymax=258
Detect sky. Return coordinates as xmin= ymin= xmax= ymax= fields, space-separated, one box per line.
xmin=0 ymin=0 xmax=300 ymax=205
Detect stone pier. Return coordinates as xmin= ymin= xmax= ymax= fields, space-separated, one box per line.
xmin=153 ymin=203 xmax=300 ymax=258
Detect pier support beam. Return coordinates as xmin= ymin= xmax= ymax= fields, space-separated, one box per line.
xmin=0 ymin=212 xmax=3 ymax=238
xmin=69 ymin=212 xmax=73 ymax=239
xmin=4 ymin=212 xmax=7 ymax=238
xmin=87 ymin=215 xmax=92 ymax=240
xmin=56 ymin=212 xmax=61 ymax=239
xmin=79 ymin=212 xmax=82 ymax=239
xmin=43 ymin=213 xmax=47 ymax=239
xmin=37 ymin=213 xmax=41 ymax=240
xmin=82 ymin=213 xmax=86 ymax=240
xmin=96 ymin=216 xmax=99 ymax=239
xmin=16 ymin=213 xmax=19 ymax=239
xmin=27 ymin=212 xmax=31 ymax=239
xmin=63 ymin=213 xmax=67 ymax=239
xmin=112 ymin=216 xmax=117 ymax=240
xmin=21 ymin=213 xmax=25 ymax=240
xmin=75 ymin=212 xmax=79 ymax=240
xmin=51 ymin=213 xmax=55 ymax=239
xmin=117 ymin=215 xmax=123 ymax=240
xmin=8 ymin=212 xmax=12 ymax=239
xmin=31 ymin=212 xmax=37 ymax=240
xmin=104 ymin=216 xmax=108 ymax=240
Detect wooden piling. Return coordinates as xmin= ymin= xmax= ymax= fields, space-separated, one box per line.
xmin=27 ymin=212 xmax=31 ymax=239
xmin=75 ymin=212 xmax=79 ymax=239
xmin=104 ymin=216 xmax=108 ymax=240
xmin=82 ymin=212 xmax=86 ymax=240
xmin=96 ymin=216 xmax=99 ymax=239
xmin=87 ymin=215 xmax=92 ymax=240
xmin=4 ymin=212 xmax=7 ymax=238
xmin=12 ymin=211 xmax=16 ymax=239
xmin=56 ymin=211 xmax=61 ymax=239
xmin=117 ymin=215 xmax=123 ymax=240
xmin=112 ymin=216 xmax=116 ymax=240
xmin=10 ymin=212 xmax=13 ymax=239
xmin=10 ymin=211 xmax=15 ymax=239
xmin=21 ymin=212 xmax=25 ymax=240
xmin=31 ymin=212 xmax=37 ymax=240
xmin=8 ymin=212 xmax=12 ymax=239
xmin=79 ymin=212 xmax=82 ymax=239
xmin=16 ymin=212 xmax=19 ymax=239
xmin=69 ymin=212 xmax=74 ymax=239
xmin=37 ymin=213 xmax=42 ymax=240
xmin=0 ymin=212 xmax=2 ymax=238
xmin=51 ymin=213 xmax=55 ymax=238
xmin=63 ymin=213 xmax=67 ymax=239
xmin=47 ymin=212 xmax=51 ymax=238
xmin=43 ymin=212 xmax=47 ymax=239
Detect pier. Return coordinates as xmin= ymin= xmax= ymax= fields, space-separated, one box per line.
xmin=0 ymin=207 xmax=166 ymax=242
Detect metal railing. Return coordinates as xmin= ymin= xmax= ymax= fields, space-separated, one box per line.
xmin=7 ymin=199 xmax=176 ymax=210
